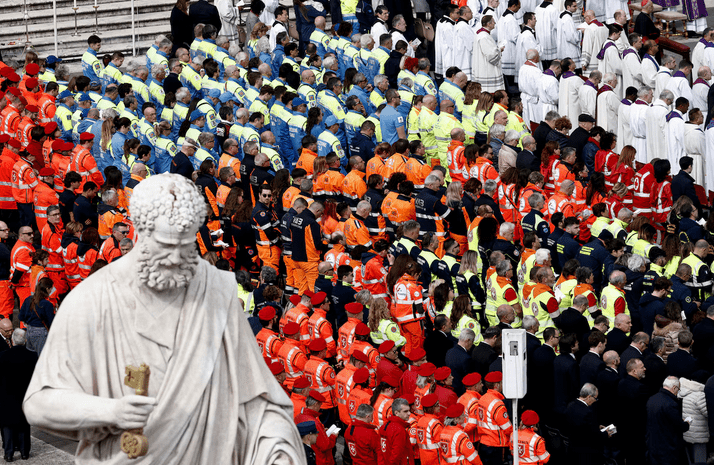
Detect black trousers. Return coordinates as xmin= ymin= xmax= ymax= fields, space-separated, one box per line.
xmin=2 ymin=424 xmax=31 ymax=458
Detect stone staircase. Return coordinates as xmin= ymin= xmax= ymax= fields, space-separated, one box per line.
xmin=0 ymin=0 xmax=175 ymax=66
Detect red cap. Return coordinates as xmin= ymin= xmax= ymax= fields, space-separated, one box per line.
xmin=6 ymin=87 xmax=20 ymax=97
xmin=522 ymin=410 xmax=539 ymax=426
xmin=79 ymin=132 xmax=95 ymax=141
xmin=308 ymin=390 xmax=326 ymax=402
xmin=434 ymin=366 xmax=451 ymax=381
xmin=289 ymin=294 xmax=301 ymax=306
xmin=7 ymin=72 xmax=20 ymax=83
xmin=418 ymin=362 xmax=436 ymax=377
xmin=0 ymin=68 xmax=13 ymax=78
xmin=355 ymin=323 xmax=370 ymax=336
xmin=283 ymin=322 xmax=300 ymax=336
xmin=304 ymin=290 xmax=314 ymax=298
xmin=311 ymin=291 xmax=327 ymax=306
xmin=25 ymin=104 xmax=38 ymax=113
xmin=269 ymin=362 xmax=285 ymax=375
xmin=43 ymin=122 xmax=58 ymax=134
xmin=484 ymin=371 xmax=503 ymax=383
xmin=294 ymin=376 xmax=310 ymax=389
xmin=25 ymin=78 xmax=38 ymax=90
xmin=25 ymin=63 xmax=40 ymax=75
xmin=351 ymin=349 xmax=369 ymax=363
xmin=308 ymin=338 xmax=326 ymax=352
xmin=38 ymin=167 xmax=55 ymax=177
xmin=421 ymin=393 xmax=438 ymax=408
xmin=378 ymin=340 xmax=395 ymax=354
xmin=402 ymin=393 xmax=415 ymax=405
xmin=345 ymin=302 xmax=363 ymax=314
xmin=51 ymin=140 xmax=64 ymax=151
xmin=383 ymin=376 xmax=399 ymax=388
xmin=462 ymin=372 xmax=482 ymax=386
xmin=258 ymin=306 xmax=276 ymax=321
xmin=408 ymin=348 xmax=427 ymax=362
xmin=7 ymin=139 xmax=21 ymax=149
xmin=353 ymin=367 xmax=370 ymax=384
xmin=18 ymin=97 xmax=27 ymax=106
xmin=61 ymin=141 xmax=75 ymax=151
xmin=445 ymin=403 xmax=465 ymax=418
xmin=0 ymin=135 xmax=9 ymax=144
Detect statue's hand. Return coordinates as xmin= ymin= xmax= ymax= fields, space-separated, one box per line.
xmin=112 ymin=395 xmax=157 ymax=430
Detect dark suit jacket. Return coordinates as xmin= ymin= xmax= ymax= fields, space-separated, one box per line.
xmin=163 ymin=72 xmax=183 ymax=96
xmin=0 ymin=346 xmax=37 ymax=426
xmin=533 ymin=122 xmax=554 ymax=158
xmin=693 ymin=317 xmax=714 ymax=362
xmin=671 ymin=170 xmax=702 ymax=212
xmin=554 ymin=353 xmax=580 ymax=417
xmin=189 ymin=0 xmax=222 ymax=30
xmin=567 ymin=126 xmax=591 ymax=158
xmin=566 ymin=399 xmax=607 ymax=460
xmin=643 ymin=353 xmax=667 ymax=397
xmin=667 ymin=349 xmax=699 ymax=379
xmin=445 ymin=345 xmax=474 ymax=396
xmin=424 ymin=330 xmax=455 ymax=368
xmin=605 ymin=328 xmax=631 ymax=355
xmin=616 ymin=375 xmax=648 ymax=455
xmin=516 ymin=149 xmax=540 ymax=173
xmin=497 ymin=322 xmax=513 ymax=331
xmin=595 ymin=367 xmax=620 ymax=425
xmin=471 ymin=342 xmax=498 ymax=378
xmin=555 ymin=308 xmax=590 ymax=342
xmin=526 ymin=332 xmax=541 ymax=361
xmin=618 ymin=345 xmax=643 ymax=378
xmin=579 ymin=351 xmax=605 ymax=388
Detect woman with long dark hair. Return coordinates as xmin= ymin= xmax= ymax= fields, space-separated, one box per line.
xmin=19 ymin=277 xmax=55 ymax=355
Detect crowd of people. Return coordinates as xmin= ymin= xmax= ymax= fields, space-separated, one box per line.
xmin=0 ymin=0 xmax=714 ymax=462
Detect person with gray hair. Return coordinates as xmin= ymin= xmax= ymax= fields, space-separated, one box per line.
xmin=445 ymin=328 xmax=476 ymax=394
xmin=644 ymin=375 xmax=691 ymax=464
xmin=566 ymin=382 xmax=613 ymax=463
xmin=596 ymin=72 xmax=621 ymax=132
xmin=498 ymin=129 xmax=520 ymax=172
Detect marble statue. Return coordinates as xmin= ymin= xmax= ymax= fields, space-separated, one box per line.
xmin=23 ymin=174 xmax=304 ymax=464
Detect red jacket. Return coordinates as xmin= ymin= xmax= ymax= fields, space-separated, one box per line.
xmin=434 ymin=384 xmax=459 ymax=422
xmin=295 ymin=408 xmax=337 ymax=465
xmin=344 ymin=419 xmax=380 ymax=465
xmin=378 ymin=415 xmax=414 ymax=465
xmin=377 ymin=358 xmax=405 ymax=387
xmin=398 ymin=366 xmax=419 ymax=398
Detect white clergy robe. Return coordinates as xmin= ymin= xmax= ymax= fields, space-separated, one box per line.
xmin=392 ymin=30 xmax=416 ymax=58
xmin=614 ymin=26 xmax=631 ymax=52
xmin=654 ymin=69 xmax=673 ymax=100
xmin=472 ymin=28 xmax=505 ymax=92
xmin=684 ymin=122 xmax=706 ymax=188
xmin=591 ymin=0 xmax=606 ymax=22
xmin=704 ymin=124 xmax=714 ymax=193
xmin=665 ymin=71 xmax=693 ymax=102
xmin=666 ymin=110 xmax=686 ymax=169
xmin=559 ymin=72 xmax=583 ymax=128
xmin=454 ymin=20 xmax=475 ymax=78
xmin=498 ymin=11 xmax=520 ymax=76
xmin=622 ymin=48 xmax=644 ymax=91
xmin=630 ymin=100 xmax=650 ymax=163
xmin=646 ymin=99 xmax=671 ymax=163
xmin=535 ymin=2 xmax=559 ymax=60
xmin=539 ymin=70 xmax=560 ymax=117
xmin=468 ymin=0 xmax=486 ymax=24
xmin=578 ymin=81 xmax=598 ymax=116
xmin=702 ymin=46 xmax=714 ymax=71
xmin=616 ymin=99 xmax=634 ymax=152
xmin=557 ymin=12 xmax=582 ymax=68
xmin=483 ymin=7 xmax=501 ymax=41
xmin=641 ymin=54 xmax=660 ymax=89
xmin=692 ymin=79 xmax=710 ymax=119
xmin=596 ymin=85 xmax=620 ymax=133
xmin=691 ymin=39 xmax=709 ymax=75
xmin=597 ymin=39 xmax=623 ymax=98
xmin=435 ymin=17 xmax=456 ymax=76
xmin=519 ymin=61 xmax=543 ymax=125
xmin=371 ymin=19 xmax=389 ymax=45
xmin=582 ymin=21 xmax=608 ymax=72
xmin=515 ymin=27 xmax=541 ymax=81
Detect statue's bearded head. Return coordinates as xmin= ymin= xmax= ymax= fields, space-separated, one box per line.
xmin=130 ymin=174 xmax=207 ymax=291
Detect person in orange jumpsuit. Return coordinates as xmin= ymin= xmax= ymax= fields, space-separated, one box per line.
xmin=281 ymin=292 xmax=313 ymax=351
xmin=308 ymin=293 xmax=337 ymax=359
xmin=476 ymin=372 xmax=513 ymax=465
xmin=335 ymin=350 xmax=370 ymax=425
xmin=256 ymin=306 xmax=284 ymax=363
xmin=304 ymin=338 xmax=337 ymax=416
xmin=458 ymin=372 xmax=483 ymax=444
xmin=291 ymin=201 xmax=328 ymax=293
xmin=414 ymin=363 xmax=436 ymax=415
xmin=337 ymin=302 xmax=364 ymax=364
xmin=347 ymin=368 xmax=374 ymax=423
xmin=277 ymin=321 xmax=309 ymax=390
xmin=392 ymin=260 xmax=425 ymax=358
xmin=10 ymin=226 xmax=35 ymax=305
xmin=371 ymin=376 xmax=398 ymax=428
xmin=351 ymin=323 xmax=380 ymax=386
xmin=439 ymin=403 xmax=482 ymax=465
xmin=291 ymin=375 xmax=311 ymax=419
xmin=511 ymin=410 xmax=550 ymax=464
xmin=41 ymin=205 xmax=68 ymax=295
xmin=433 ymin=367 xmax=458 ymax=421
xmin=415 ymin=393 xmax=443 ymax=465
xmin=70 ymin=133 xmax=104 ymax=191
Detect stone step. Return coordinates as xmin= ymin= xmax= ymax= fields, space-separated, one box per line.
xmin=11 ymin=0 xmax=165 ymax=12
xmin=5 ymin=0 xmax=175 ymax=27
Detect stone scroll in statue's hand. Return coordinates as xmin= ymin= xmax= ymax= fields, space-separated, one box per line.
xmin=121 ymin=364 xmax=151 ymax=459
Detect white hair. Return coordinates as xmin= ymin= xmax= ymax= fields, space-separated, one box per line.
xmin=504 ymin=129 xmax=520 ymax=144
xmin=499 ymin=222 xmax=515 ymax=236
xmin=663 ymin=376 xmax=680 ymax=390
xmin=360 ymin=34 xmax=374 ymax=47
xmin=12 ymin=329 xmax=26 ymax=346
xmin=535 ymin=248 xmax=551 ymax=265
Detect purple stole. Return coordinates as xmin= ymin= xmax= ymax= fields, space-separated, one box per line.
xmin=694 ymin=78 xmax=711 ymax=88
xmin=476 ymin=28 xmax=490 ymax=35
xmin=673 ymin=70 xmax=687 ymax=79
xmin=596 ymin=40 xmax=617 ymax=60
xmin=597 ymin=84 xmax=613 ymax=96
xmin=644 ymin=54 xmax=660 ymax=71
xmin=621 ymin=98 xmax=632 ymax=105
xmin=543 ymin=69 xmax=557 ymax=78
xmin=562 ymin=71 xmax=576 ymax=79
xmin=585 ymin=80 xmax=598 ymax=91
xmin=666 ymin=110 xmax=683 ymax=122
xmin=634 ymin=99 xmax=648 ymax=105
xmin=623 ymin=48 xmax=641 ymax=62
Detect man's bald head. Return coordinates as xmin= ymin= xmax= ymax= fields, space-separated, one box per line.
xmin=0 ymin=319 xmax=12 ymax=332
xmin=318 ymin=261 xmax=333 ymax=274
xmin=603 ymin=350 xmax=619 ymax=367
xmin=315 ymin=16 xmax=326 ymax=29
xmin=441 ymin=100 xmax=455 ymax=113
xmin=423 ymin=94 xmax=437 ymax=110
xmin=695 ymin=239 xmax=709 ymax=251
xmin=451 ymin=128 xmax=465 ymax=141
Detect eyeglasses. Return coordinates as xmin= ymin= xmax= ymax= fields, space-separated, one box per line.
xmin=0 ymin=229 xmax=8 ymax=232
xmin=118 ymin=230 xmax=129 ymax=236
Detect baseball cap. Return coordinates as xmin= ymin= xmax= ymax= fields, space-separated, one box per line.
xmin=324 ymin=115 xmax=338 ymax=127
